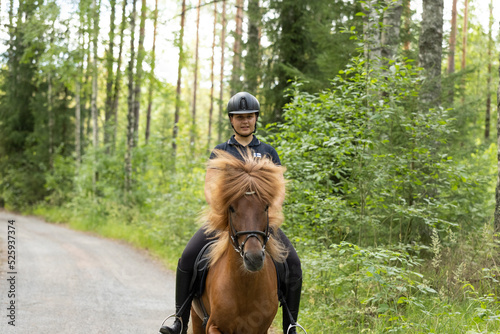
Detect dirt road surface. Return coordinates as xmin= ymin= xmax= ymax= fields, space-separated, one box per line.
xmin=0 ymin=211 xmax=175 ymax=333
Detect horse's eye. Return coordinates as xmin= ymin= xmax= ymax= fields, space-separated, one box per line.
xmin=265 ymin=205 xmax=269 ymax=212
xmin=229 ymin=206 xmax=235 ymax=213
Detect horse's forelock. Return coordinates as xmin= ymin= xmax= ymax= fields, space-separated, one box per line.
xmin=204 ymin=149 xmax=287 ymax=265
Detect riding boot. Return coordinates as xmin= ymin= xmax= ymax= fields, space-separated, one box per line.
xmin=282 ymin=276 xmax=303 ymax=334
xmin=159 ymin=266 xmax=193 ymax=334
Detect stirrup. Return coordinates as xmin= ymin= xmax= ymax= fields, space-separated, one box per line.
xmin=159 ymin=313 xmax=183 ymax=334
xmin=287 ymin=323 xmax=307 ymax=334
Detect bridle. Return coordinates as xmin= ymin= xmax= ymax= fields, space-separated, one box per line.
xmin=228 ymin=191 xmax=270 ymax=257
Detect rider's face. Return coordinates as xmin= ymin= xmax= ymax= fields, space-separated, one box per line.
xmin=230 ymin=113 xmax=257 ymax=137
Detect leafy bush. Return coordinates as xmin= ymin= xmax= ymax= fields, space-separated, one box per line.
xmin=268 ymin=56 xmax=491 ymax=247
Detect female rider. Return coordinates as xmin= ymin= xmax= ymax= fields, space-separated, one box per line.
xmin=160 ymin=92 xmax=302 ymax=334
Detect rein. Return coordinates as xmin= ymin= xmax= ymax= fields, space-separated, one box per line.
xmin=228 ymin=192 xmax=270 ymax=256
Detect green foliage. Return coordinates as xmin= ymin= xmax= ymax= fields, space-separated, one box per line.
xmin=260 ymin=0 xmax=362 ymax=121
xmin=269 ymin=56 xmax=491 ymax=247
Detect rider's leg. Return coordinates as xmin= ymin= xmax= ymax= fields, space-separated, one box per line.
xmin=276 ymin=229 xmax=303 ymax=334
xmin=160 ymin=228 xmax=211 ymax=334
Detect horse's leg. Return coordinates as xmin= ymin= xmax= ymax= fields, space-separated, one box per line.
xmin=190 ymin=309 xmax=204 ymax=334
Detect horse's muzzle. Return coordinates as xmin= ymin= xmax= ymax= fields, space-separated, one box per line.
xmin=243 ymin=250 xmax=265 ymax=272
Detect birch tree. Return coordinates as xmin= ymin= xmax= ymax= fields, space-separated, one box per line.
xmin=418 ymin=0 xmax=444 ymax=107
xmin=381 ymin=0 xmax=403 ymax=63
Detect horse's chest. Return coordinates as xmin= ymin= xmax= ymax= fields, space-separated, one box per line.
xmin=204 ymin=263 xmax=279 ymax=331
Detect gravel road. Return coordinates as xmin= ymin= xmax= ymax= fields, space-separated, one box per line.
xmin=0 ymin=211 xmax=175 ymax=334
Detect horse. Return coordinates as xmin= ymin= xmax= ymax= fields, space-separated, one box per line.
xmin=191 ymin=149 xmax=289 ymax=334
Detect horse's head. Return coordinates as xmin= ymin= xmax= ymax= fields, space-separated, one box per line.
xmin=229 ymin=193 xmax=270 ymax=272
xmin=204 ymin=148 xmax=289 ymax=268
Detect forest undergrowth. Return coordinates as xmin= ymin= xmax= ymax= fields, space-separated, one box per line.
xmin=1 ymin=0 xmax=499 ymax=332
xmin=30 ymin=56 xmax=500 ymax=333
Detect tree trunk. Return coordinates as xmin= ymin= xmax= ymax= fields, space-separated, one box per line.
xmin=91 ymin=0 xmax=100 ymax=190
xmin=125 ymin=0 xmax=137 ymax=192
xmin=418 ymin=0 xmax=444 ymax=107
xmin=207 ymin=1 xmax=217 ymax=151
xmin=485 ymin=0 xmax=493 ymax=140
xmin=381 ymin=0 xmax=403 ymax=62
xmin=218 ymin=0 xmax=226 ymax=143
xmin=104 ymin=0 xmax=116 ymax=150
xmin=134 ymin=0 xmax=147 ymax=146
xmin=112 ymin=0 xmax=128 ymax=153
xmin=362 ymin=0 xmax=381 ymax=66
xmin=48 ymin=73 xmax=54 ymax=169
xmin=190 ymin=0 xmax=201 ymax=149
xmin=460 ymin=0 xmax=469 ymax=105
xmin=403 ymin=0 xmax=411 ymax=51
xmin=447 ymin=0 xmax=458 ymax=105
xmin=173 ymin=0 xmax=186 ymax=156
xmin=230 ymin=0 xmax=243 ymax=95
xmin=494 ymin=50 xmax=500 ymax=233
xmin=244 ymin=0 xmax=261 ymax=93
xmin=76 ymin=79 xmax=81 ymax=167
xmin=145 ymin=0 xmax=158 ymax=145
xmin=461 ymin=0 xmax=468 ymax=72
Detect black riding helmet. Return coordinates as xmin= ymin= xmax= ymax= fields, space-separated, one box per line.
xmin=227 ymin=92 xmax=260 ymax=137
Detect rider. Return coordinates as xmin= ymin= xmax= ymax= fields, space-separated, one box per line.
xmin=160 ymin=92 xmax=302 ymax=334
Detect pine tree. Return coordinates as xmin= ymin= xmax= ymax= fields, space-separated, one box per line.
xmin=173 ymin=0 xmax=186 ymax=156
xmin=112 ymin=0 xmax=128 ymax=152
xmin=230 ymin=0 xmax=243 ymax=95
xmin=104 ymin=0 xmax=117 ymax=150
xmin=133 ymin=0 xmax=147 ymax=145
xmin=218 ymin=0 xmax=226 ymax=143
xmin=243 ymin=0 xmax=260 ymax=94
xmin=207 ymin=1 xmax=217 ymax=151
xmin=485 ymin=0 xmax=493 ymax=140
xmin=145 ymin=0 xmax=158 ymax=145
xmin=125 ymin=0 xmax=137 ymax=192
xmin=447 ymin=0 xmax=458 ymax=104
xmin=191 ymin=0 xmax=201 ymax=149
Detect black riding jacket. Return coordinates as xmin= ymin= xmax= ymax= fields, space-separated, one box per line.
xmin=209 ymin=135 xmax=281 ymax=165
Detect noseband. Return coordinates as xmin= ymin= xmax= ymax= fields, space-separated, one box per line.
xmin=228 ymin=192 xmax=270 ymax=257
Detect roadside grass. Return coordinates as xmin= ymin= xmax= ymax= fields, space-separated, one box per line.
xmin=29 ymin=196 xmax=500 ymax=333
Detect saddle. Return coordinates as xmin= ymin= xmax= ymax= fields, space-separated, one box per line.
xmin=189 ymin=241 xmax=289 ymax=328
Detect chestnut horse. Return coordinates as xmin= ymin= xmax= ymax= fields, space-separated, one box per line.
xmin=191 ymin=149 xmax=288 ymax=334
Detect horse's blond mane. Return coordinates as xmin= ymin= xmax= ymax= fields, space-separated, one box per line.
xmin=204 ymin=149 xmax=288 ymax=266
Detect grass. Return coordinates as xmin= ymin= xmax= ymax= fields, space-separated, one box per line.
xmin=27 ymin=197 xmax=500 ymax=333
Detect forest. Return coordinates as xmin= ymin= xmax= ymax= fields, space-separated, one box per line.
xmin=1 ymin=0 xmax=499 ymax=332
